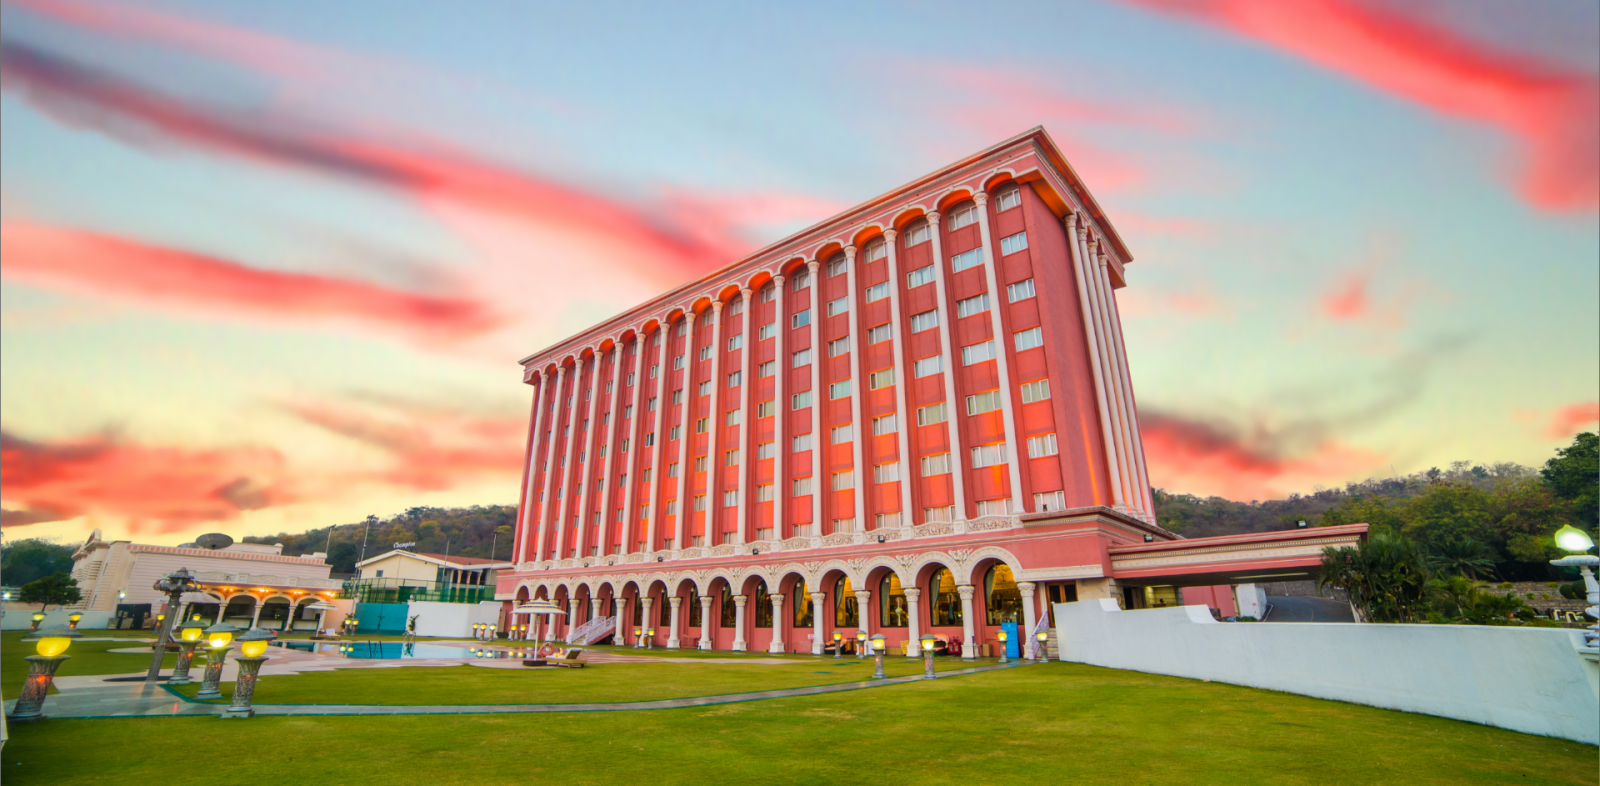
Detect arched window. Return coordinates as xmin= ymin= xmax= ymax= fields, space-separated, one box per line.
xmin=794 ymin=580 xmax=813 ymax=627
xmin=632 ymin=593 xmax=643 ymax=626
xmin=834 ymin=577 xmax=858 ymax=627
xmin=658 ymin=592 xmax=672 ymax=626
xmin=985 ymin=564 xmax=1021 ymax=624
xmin=687 ymin=587 xmax=702 ymax=627
xmin=880 ymin=574 xmax=908 ymax=627
xmin=754 ymin=579 xmax=773 ymax=628
xmin=719 ymin=584 xmax=736 ymax=627
xmin=929 ymin=568 xmax=962 ymax=627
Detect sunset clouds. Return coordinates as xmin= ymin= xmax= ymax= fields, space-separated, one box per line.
xmin=1140 ymin=411 xmax=1382 ymax=501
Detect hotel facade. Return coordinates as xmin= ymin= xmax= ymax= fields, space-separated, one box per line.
xmin=496 ymin=128 xmax=1365 ymax=657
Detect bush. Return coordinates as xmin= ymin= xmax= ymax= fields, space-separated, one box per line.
xmin=1559 ymin=581 xmax=1585 ymax=600
xmin=1497 ymin=582 xmax=1515 ymax=589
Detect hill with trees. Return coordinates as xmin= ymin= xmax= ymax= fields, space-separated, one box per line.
xmin=242 ymin=504 xmax=517 ymax=574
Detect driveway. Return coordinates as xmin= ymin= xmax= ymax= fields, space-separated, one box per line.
xmin=1264 ymin=596 xmax=1355 ymax=623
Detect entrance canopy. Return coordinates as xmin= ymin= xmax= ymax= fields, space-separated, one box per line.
xmin=1109 ymin=524 xmax=1368 ymax=588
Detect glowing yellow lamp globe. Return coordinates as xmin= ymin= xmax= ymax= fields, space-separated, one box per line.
xmin=997 ymin=629 xmax=1008 ymax=642
xmin=1554 ymin=524 xmax=1595 ymax=553
xmin=179 ymin=622 xmax=206 ymax=643
xmin=1036 ymin=631 xmax=1049 ymax=642
xmin=920 ymin=635 xmax=937 ymax=650
xmin=240 ymin=639 xmax=269 ymax=657
xmin=36 ymin=636 xmax=72 ymax=657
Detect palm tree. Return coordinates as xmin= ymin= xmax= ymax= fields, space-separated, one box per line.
xmin=1319 ymin=532 xmax=1433 ymax=623
xmin=1427 ymin=538 xmax=1497 ymax=581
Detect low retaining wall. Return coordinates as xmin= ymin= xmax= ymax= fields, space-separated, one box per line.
xmin=1 ymin=609 xmax=115 ymax=631
xmin=1054 ymin=600 xmax=1599 ymax=745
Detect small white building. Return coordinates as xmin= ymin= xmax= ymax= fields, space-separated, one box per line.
xmin=349 ymin=550 xmax=512 ymax=637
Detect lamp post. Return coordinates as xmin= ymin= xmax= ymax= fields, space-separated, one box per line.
xmin=920 ymin=633 xmax=937 ymax=679
xmin=633 ymin=627 xmax=643 ymax=649
xmin=194 ymin=622 xmax=239 ymax=699
xmin=832 ymin=631 xmax=843 ymax=659
xmin=146 ymin=568 xmax=199 ymax=682
xmin=168 ymin=618 xmax=209 ymax=685
xmin=67 ymin=612 xmax=83 ymax=630
xmin=869 ymin=634 xmax=887 ymax=679
xmin=645 ymin=629 xmax=656 ymax=650
xmin=30 ymin=612 xmax=45 ymax=631
xmin=855 ymin=630 xmax=868 ymax=660
xmin=7 ymin=625 xmax=82 ymax=722
xmin=1035 ymin=630 xmax=1050 ymax=663
xmin=997 ymin=629 xmax=1009 ymax=664
xmin=223 ymin=628 xmax=275 ymax=718
xmin=1550 ymin=524 xmax=1598 ymax=649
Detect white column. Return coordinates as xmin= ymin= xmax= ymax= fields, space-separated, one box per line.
xmin=603 ymin=337 xmax=629 ymax=553
xmin=767 ymin=593 xmax=786 ymax=653
xmin=904 ymin=587 xmax=923 ymax=656
xmin=958 ymin=585 xmax=977 ymax=660
xmin=535 ymin=365 xmax=569 ymax=561
xmin=621 ymin=334 xmax=647 ymax=550
xmin=565 ymin=597 xmax=578 ymax=643
xmin=881 ymin=232 xmax=917 ymax=525
xmin=806 ymin=260 xmax=823 ymax=535
xmin=1017 ymin=581 xmax=1038 ymax=661
xmin=922 ymin=215 xmax=969 ymax=521
xmin=667 ymin=595 xmax=683 ymax=648
xmin=735 ymin=288 xmax=754 ymax=544
xmin=841 ymin=246 xmax=868 ymax=532
xmin=640 ymin=597 xmax=654 ymax=642
xmin=972 ymin=192 xmax=1026 ymax=511
xmin=644 ymin=322 xmax=669 ymax=551
xmin=1085 ymin=237 xmax=1136 ymax=513
xmin=705 ymin=301 xmax=726 ymax=547
xmin=698 ymin=595 xmax=715 ymax=650
xmin=854 ymin=589 xmax=872 ymax=637
xmin=810 ymin=592 xmax=827 ymax=654
xmin=732 ymin=594 xmax=748 ymax=651
xmin=1066 ymin=215 xmax=1125 ymax=511
xmin=673 ymin=310 xmax=699 ymax=552
xmin=772 ymin=276 xmax=788 ymax=539
xmin=516 ymin=370 xmax=549 ymax=564
xmin=573 ymin=347 xmax=606 ymax=558
xmin=613 ymin=599 xmax=626 ymax=643
xmin=554 ymin=356 xmax=587 ymax=560
xmin=250 ymin=600 xmax=263 ymax=628
xmin=1099 ymin=252 xmax=1157 ymax=519
xmin=216 ymin=599 xmax=227 ymax=624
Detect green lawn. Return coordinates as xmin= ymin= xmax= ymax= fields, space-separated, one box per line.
xmin=1 ymin=631 xmax=177 ymax=696
xmin=4 ymin=663 xmax=1592 ymax=785
xmin=168 ymin=656 xmax=978 ymax=705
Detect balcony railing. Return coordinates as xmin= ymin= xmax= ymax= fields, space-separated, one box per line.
xmin=341 ymin=578 xmax=493 ymax=605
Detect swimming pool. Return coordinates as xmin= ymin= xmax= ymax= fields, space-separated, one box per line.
xmin=273 ymin=641 xmax=523 ymax=660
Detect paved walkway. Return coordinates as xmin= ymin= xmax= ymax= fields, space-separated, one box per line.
xmin=7 ymin=661 xmax=1025 ymax=719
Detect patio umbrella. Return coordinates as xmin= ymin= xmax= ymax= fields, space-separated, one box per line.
xmin=303 ymin=600 xmax=339 ymax=634
xmin=513 ymin=601 xmax=566 ymax=655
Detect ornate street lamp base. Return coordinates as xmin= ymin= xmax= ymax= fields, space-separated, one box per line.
xmin=7 ymin=655 xmax=69 ymax=722
xmin=221 ymin=656 xmax=267 ymax=719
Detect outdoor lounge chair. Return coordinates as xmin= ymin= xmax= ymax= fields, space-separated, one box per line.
xmin=550 ymin=647 xmax=586 ymax=668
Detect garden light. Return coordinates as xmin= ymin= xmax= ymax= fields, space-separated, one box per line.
xmin=238 ymin=628 xmax=273 ymax=658
xmin=169 ymin=619 xmax=211 ymax=686
xmin=206 ymin=623 xmax=237 ymax=649
xmin=223 ymin=628 xmax=276 ymax=719
xmin=196 ymin=623 xmax=240 ymax=699
xmin=8 ymin=625 xmax=82 ymax=722
xmin=30 ymin=611 xmax=45 ymax=631
xmin=921 ymin=633 xmax=938 ymax=679
xmin=997 ymin=629 xmax=1010 ymax=664
xmin=1554 ymin=524 xmax=1595 ymax=553
xmin=35 ymin=628 xmax=77 ymax=658
xmin=67 ymin=612 xmax=83 ymax=629
xmin=856 ymin=630 xmax=868 ymax=660
xmin=870 ymin=634 xmax=887 ymax=679
xmin=833 ymin=630 xmax=843 ymax=659
xmin=1035 ymin=630 xmax=1050 ymax=662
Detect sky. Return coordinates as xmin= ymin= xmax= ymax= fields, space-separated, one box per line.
xmin=2 ymin=0 xmax=1596 ymax=548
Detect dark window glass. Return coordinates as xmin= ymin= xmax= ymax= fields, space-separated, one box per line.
xmin=985 ymin=564 xmax=1022 ymax=625
xmin=881 ymin=574 xmax=908 ymax=627
xmin=720 ymin=585 xmax=736 ymax=628
xmin=834 ymin=577 xmax=858 ymax=628
xmin=688 ymin=587 xmax=702 ymax=627
xmin=794 ymin=580 xmax=813 ymax=627
xmin=659 ymin=593 xmax=672 ymax=626
xmin=754 ymin=579 xmax=773 ymax=628
xmin=930 ymin=568 xmax=962 ymax=627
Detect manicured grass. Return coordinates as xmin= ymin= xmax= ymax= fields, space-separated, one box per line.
xmin=168 ymin=656 xmax=978 ymax=705
xmin=4 ymin=663 xmax=1592 ymax=785
xmin=1 ymin=631 xmax=177 ymax=696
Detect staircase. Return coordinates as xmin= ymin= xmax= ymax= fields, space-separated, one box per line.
xmin=566 ymin=615 xmax=616 ymax=645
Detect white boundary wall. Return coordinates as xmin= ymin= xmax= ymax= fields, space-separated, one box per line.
xmin=1 ymin=609 xmax=115 ymax=631
xmin=406 ymin=600 xmax=502 ymax=639
xmin=1055 ymin=600 xmax=1599 ymax=745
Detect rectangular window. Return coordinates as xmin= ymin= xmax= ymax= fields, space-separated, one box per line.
xmin=913 ymin=355 xmax=942 ymax=378
xmin=1034 ymin=490 xmax=1067 ymax=511
xmin=602 ymin=412 xmax=611 ymax=426
xmin=694 ymin=455 xmax=707 ymax=472
xmin=724 ymin=489 xmax=739 ymax=507
xmin=792 ymin=309 xmax=811 ymax=329
xmin=826 ymin=297 xmax=849 ymax=317
xmin=627 ymin=372 xmax=636 ymax=386
xmin=1007 ymin=278 xmax=1036 ymax=302
xmin=761 ymin=285 xmax=776 ymax=303
xmin=758 ymin=400 xmax=775 ymax=418
xmin=865 ymin=282 xmax=889 ymax=302
xmin=1028 ymin=433 xmax=1059 ymax=458
xmin=792 ymin=390 xmax=812 ymax=409
xmin=793 ymin=433 xmax=813 ymax=451
xmin=694 ymin=494 xmax=706 ymax=512
xmin=872 ymin=413 xmax=897 ymax=436
xmin=865 ymin=242 xmax=887 ymax=262
xmin=829 ymin=380 xmax=851 ymax=399
xmin=873 ymin=462 xmax=900 ymax=483
xmin=956 ymin=292 xmax=989 ymax=318
xmin=620 ymin=473 xmax=628 ymax=487
xmin=650 ymin=363 xmax=660 ymax=378
xmin=793 ymin=477 xmax=813 ymax=496
xmin=727 ymin=371 xmax=742 ymax=388
xmin=696 ymin=417 xmax=709 ymax=434
xmin=971 ymin=443 xmax=1008 ymax=468
xmin=672 ymin=389 xmax=684 ymax=405
xmin=920 ymin=453 xmax=952 ymax=477
xmin=647 ymin=397 xmax=658 ymax=411
xmin=758 ymin=323 xmax=776 ymax=341
xmin=728 ymin=298 xmax=745 ymax=316
xmin=906 ymin=265 xmax=935 ymax=289
xmin=828 ymin=337 xmax=850 ymax=357
xmin=616 ymin=507 xmax=624 ymax=523
xmin=792 ymin=270 xmax=810 ymax=291
xmin=832 ymin=470 xmax=854 ymax=491
xmin=966 ymin=390 xmax=1001 ymax=416
xmin=643 ymin=433 xmax=655 ymax=447
xmin=924 ymin=505 xmax=956 ymax=523
xmin=668 ymin=462 xmax=680 ymax=477
xmin=827 ymin=257 xmax=848 ymax=277
xmin=917 ymin=401 xmax=948 ymax=426
xmin=755 ymin=527 xmax=774 ymax=540
xmin=792 ymin=348 xmax=812 ymax=367
xmin=669 ymin=425 xmax=682 ymax=440
xmin=997 ymin=189 xmax=1022 ymax=211
xmin=792 ymin=524 xmax=815 ymax=537
xmin=910 ymin=309 xmax=938 ymax=332
xmin=950 ymin=248 xmax=983 ymax=273
xmin=699 ymin=346 xmax=712 ymax=362
xmin=904 ymin=224 xmax=930 ymax=246
xmin=726 ymin=408 xmax=741 ymax=426
xmin=876 ymin=511 xmax=902 ymax=528
xmin=868 ymin=368 xmax=894 ymax=390
xmin=756 ymin=484 xmax=775 ymax=502
xmin=758 ymin=360 xmax=776 ymax=378
xmin=976 ymin=499 xmax=1014 ymax=517
xmin=620 ymin=438 xmax=629 ymax=452
xmin=1014 ymin=327 xmax=1044 ymax=351
xmin=948 ymin=204 xmax=979 ymax=230
xmin=757 ymin=441 xmax=775 ymax=460
xmin=726 ymin=449 xmax=741 ymax=467
xmin=605 ymin=380 xmax=614 ymax=394
xmin=598 ymin=444 xmax=607 ymax=458
xmin=642 ymin=467 xmax=653 ymax=483
xmin=640 ymin=503 xmax=651 ymax=520
xmin=624 ymin=404 xmax=634 ymax=419
xmin=698 ymin=380 xmax=712 ymax=396
xmin=831 ymin=424 xmax=853 ymax=444
xmin=962 ymin=340 xmax=996 ymax=365
xmin=866 ymin=324 xmax=892 ymax=344
xmin=677 ymin=321 xmax=688 ymax=337
xmin=1000 ymin=231 xmax=1028 ymax=255
xmin=1021 ymin=379 xmax=1051 ymax=403
xmin=673 ymin=355 xmax=685 ymax=370
xmin=832 ymin=518 xmax=857 ymax=533
xmin=728 ymin=334 xmax=743 ymax=351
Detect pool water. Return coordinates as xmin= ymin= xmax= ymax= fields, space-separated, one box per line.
xmin=273 ymin=641 xmax=523 ymax=660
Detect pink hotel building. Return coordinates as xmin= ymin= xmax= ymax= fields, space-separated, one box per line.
xmin=497 ymin=128 xmax=1366 ymax=657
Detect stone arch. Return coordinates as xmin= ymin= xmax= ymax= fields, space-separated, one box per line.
xmin=776 ymin=256 xmax=812 ymax=279
xmin=961 ymin=545 xmax=1025 ymax=587
xmin=850 ymin=223 xmax=887 ymax=249
xmin=936 ymin=186 xmax=978 ymax=212
xmin=983 ymin=169 xmax=1020 ymax=194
